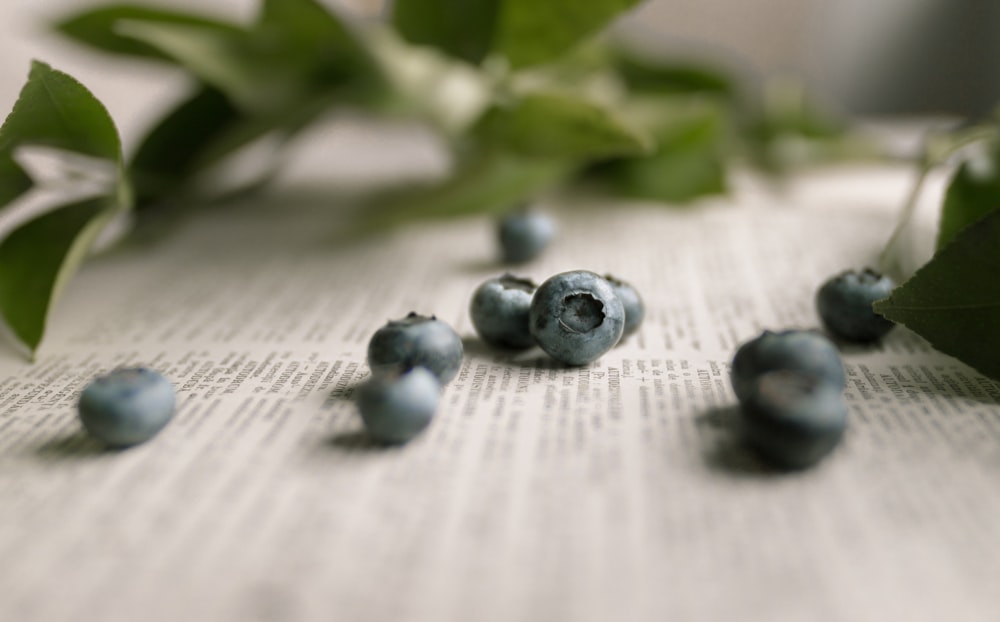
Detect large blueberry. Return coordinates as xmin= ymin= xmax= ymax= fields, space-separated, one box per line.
xmin=529 ymin=270 xmax=625 ymax=366
xmin=498 ymin=209 xmax=555 ymax=264
xmin=740 ymin=370 xmax=848 ymax=469
xmin=730 ymin=329 xmax=844 ymax=402
xmin=816 ymin=268 xmax=896 ymax=342
xmin=469 ymin=274 xmax=537 ymax=349
xmin=368 ymin=312 xmax=463 ymax=383
xmin=604 ymin=274 xmax=644 ymax=339
xmin=357 ymin=367 xmax=440 ymax=445
xmin=78 ymin=367 xmax=176 ymax=448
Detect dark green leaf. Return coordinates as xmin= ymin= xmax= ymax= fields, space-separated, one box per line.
xmin=129 ymin=86 xmax=244 ymax=205
xmin=873 ymin=208 xmax=1000 ymax=381
xmin=391 ymin=0 xmax=500 ymax=65
xmin=0 ymin=198 xmax=119 ymax=356
xmin=473 ymin=92 xmax=649 ymax=160
xmin=54 ymin=4 xmax=243 ymax=61
xmin=937 ymin=150 xmax=1000 ymax=250
xmin=497 ymin=0 xmax=643 ymax=68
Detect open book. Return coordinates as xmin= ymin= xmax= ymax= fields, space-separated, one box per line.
xmin=1 ymin=123 xmax=998 ymax=621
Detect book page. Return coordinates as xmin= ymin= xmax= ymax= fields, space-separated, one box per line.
xmin=2 ymin=121 xmax=999 ymax=622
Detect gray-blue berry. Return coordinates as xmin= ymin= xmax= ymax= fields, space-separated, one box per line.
xmin=730 ymin=330 xmax=844 ymax=402
xmin=368 ymin=312 xmax=464 ymax=384
xmin=357 ymin=367 xmax=440 ymax=444
xmin=740 ymin=369 xmax=848 ymax=469
xmin=78 ymin=367 xmax=176 ymax=448
xmin=498 ymin=209 xmax=555 ymax=263
xmin=604 ymin=274 xmax=644 ymax=339
xmin=470 ymin=274 xmax=537 ymax=349
xmin=816 ymin=268 xmax=896 ymax=342
xmin=529 ymin=270 xmax=625 ymax=366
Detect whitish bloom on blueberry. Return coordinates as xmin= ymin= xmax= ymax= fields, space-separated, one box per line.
xmin=470 ymin=274 xmax=537 ymax=349
xmin=367 ymin=312 xmax=464 ymax=384
xmin=358 ymin=367 xmax=440 ymax=444
xmin=816 ymin=268 xmax=896 ymax=342
xmin=740 ymin=369 xmax=848 ymax=469
xmin=529 ymin=270 xmax=625 ymax=366
xmin=604 ymin=274 xmax=644 ymax=339
xmin=730 ymin=329 xmax=844 ymax=402
xmin=78 ymin=367 xmax=176 ymax=448
xmin=498 ymin=209 xmax=555 ymax=264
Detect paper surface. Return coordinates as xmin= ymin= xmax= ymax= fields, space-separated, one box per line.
xmin=2 ymin=130 xmax=999 ymax=622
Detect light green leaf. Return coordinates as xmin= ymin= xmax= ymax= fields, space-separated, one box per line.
xmin=873 ymin=208 xmax=1000 ymax=381
xmin=53 ymin=4 xmax=243 ymax=61
xmin=497 ymin=0 xmax=643 ymax=69
xmin=936 ymin=147 xmax=1000 ymax=250
xmin=0 ymin=198 xmax=119 ymax=356
xmin=391 ymin=0 xmax=500 ymax=65
xmin=359 ymin=154 xmax=571 ymax=231
xmin=473 ymin=92 xmax=650 ymax=160
xmin=0 ymin=62 xmax=128 ymax=356
xmin=586 ymin=97 xmax=729 ymax=203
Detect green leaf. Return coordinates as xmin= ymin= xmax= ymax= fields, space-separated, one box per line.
xmin=54 ymin=4 xmax=243 ymax=61
xmin=587 ymin=97 xmax=728 ymax=203
xmin=611 ymin=48 xmax=737 ymax=99
xmin=116 ymin=0 xmax=381 ymax=116
xmin=359 ymin=153 xmax=571 ymax=231
xmin=473 ymin=92 xmax=650 ymax=160
xmin=0 ymin=61 xmax=124 ymax=208
xmin=129 ymin=86 xmax=244 ymax=204
xmin=497 ymin=0 xmax=643 ymax=69
xmin=937 ymin=149 xmax=1000 ymax=250
xmin=0 ymin=198 xmax=119 ymax=356
xmin=0 ymin=61 xmax=129 ymax=356
xmin=391 ymin=0 xmax=500 ymax=65
xmin=873 ymin=208 xmax=1000 ymax=381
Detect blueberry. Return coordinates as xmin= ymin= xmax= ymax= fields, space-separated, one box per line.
xmin=740 ymin=370 xmax=848 ymax=469
xmin=529 ymin=270 xmax=625 ymax=366
xmin=469 ymin=273 xmax=537 ymax=349
xmin=368 ymin=312 xmax=463 ymax=384
xmin=604 ymin=274 xmax=644 ymax=339
xmin=498 ymin=209 xmax=555 ymax=263
xmin=78 ymin=367 xmax=176 ymax=448
xmin=730 ymin=330 xmax=844 ymax=402
xmin=816 ymin=268 xmax=896 ymax=342
xmin=357 ymin=367 xmax=440 ymax=444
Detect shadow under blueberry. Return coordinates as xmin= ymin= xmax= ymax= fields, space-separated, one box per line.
xmin=327 ymin=429 xmax=386 ymax=451
xmin=34 ymin=430 xmax=108 ymax=459
xmin=694 ymin=405 xmax=778 ymax=477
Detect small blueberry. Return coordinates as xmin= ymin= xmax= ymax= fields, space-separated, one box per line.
xmin=604 ymin=274 xmax=644 ymax=339
xmin=78 ymin=367 xmax=176 ymax=448
xmin=357 ymin=367 xmax=440 ymax=444
xmin=529 ymin=270 xmax=625 ymax=366
xmin=730 ymin=329 xmax=844 ymax=402
xmin=740 ymin=369 xmax=848 ymax=469
xmin=816 ymin=268 xmax=896 ymax=342
xmin=469 ymin=273 xmax=538 ymax=349
xmin=498 ymin=209 xmax=555 ymax=264
xmin=368 ymin=312 xmax=464 ymax=384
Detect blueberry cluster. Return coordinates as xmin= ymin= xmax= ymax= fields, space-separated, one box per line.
xmin=470 ymin=270 xmax=644 ymax=366
xmin=78 ymin=367 xmax=176 ymax=448
xmin=359 ymin=312 xmax=463 ymax=444
xmin=730 ymin=330 xmax=848 ymax=469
